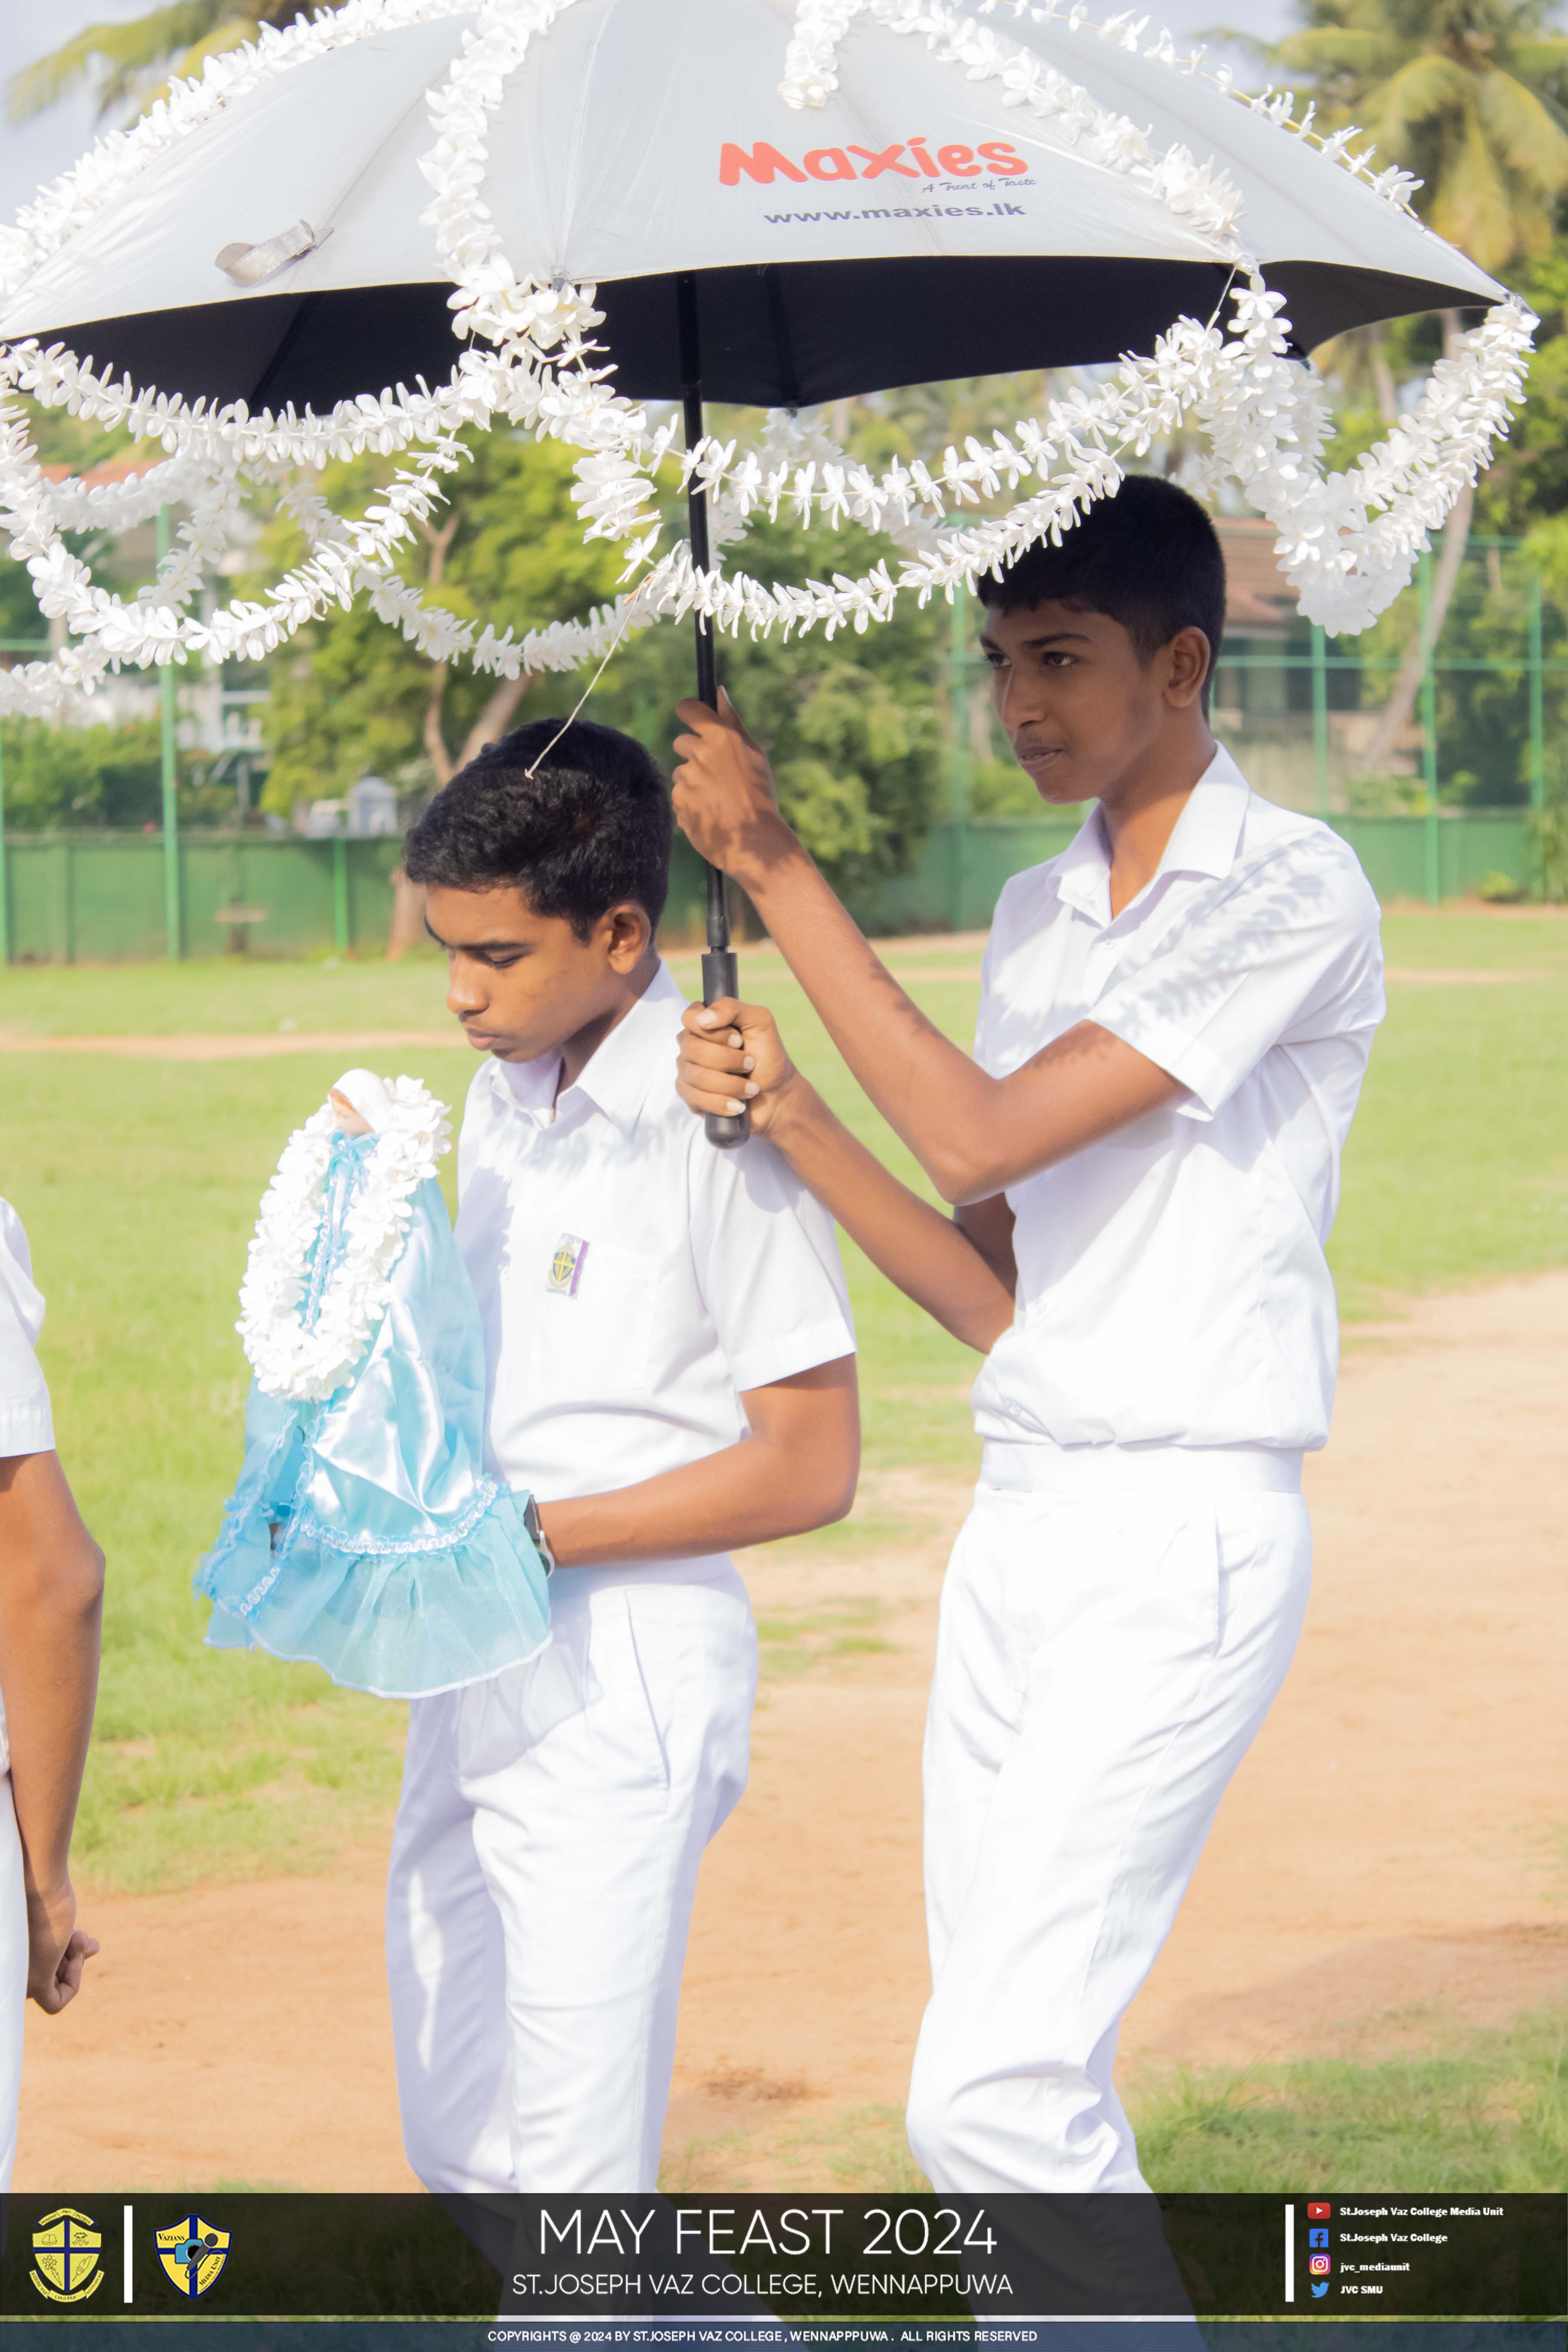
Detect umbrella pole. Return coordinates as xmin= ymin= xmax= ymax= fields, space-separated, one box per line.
xmin=678 ymin=270 xmax=749 ymax=1149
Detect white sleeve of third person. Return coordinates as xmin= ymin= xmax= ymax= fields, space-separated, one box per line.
xmin=688 ymin=1134 xmax=857 ymax=1396
xmin=0 ymin=1199 xmax=54 ymax=1457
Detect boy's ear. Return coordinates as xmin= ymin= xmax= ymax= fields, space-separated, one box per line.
xmin=1164 ymin=626 xmax=1212 ymax=709
xmin=604 ymin=900 xmax=654 ymax=970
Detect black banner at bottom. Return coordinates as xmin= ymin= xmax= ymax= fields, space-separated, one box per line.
xmin=1 ymin=2195 xmax=1561 ymax=2322
xmin=0 ymin=2326 xmax=1561 ymax=2352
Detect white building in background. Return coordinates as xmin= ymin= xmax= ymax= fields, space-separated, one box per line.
xmin=347 ymin=775 xmax=398 ymax=836
xmin=298 ymin=777 xmax=400 ymax=838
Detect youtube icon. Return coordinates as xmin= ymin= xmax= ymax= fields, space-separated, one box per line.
xmin=1308 ymin=2203 xmax=1331 ymax=2220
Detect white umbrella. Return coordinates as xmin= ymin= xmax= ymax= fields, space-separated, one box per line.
xmin=0 ymin=0 xmax=1529 ymax=1143
xmin=0 ymin=0 xmax=1500 ymax=409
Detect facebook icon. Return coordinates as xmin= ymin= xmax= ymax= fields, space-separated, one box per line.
xmin=1310 ymin=2229 xmax=1329 ymax=2247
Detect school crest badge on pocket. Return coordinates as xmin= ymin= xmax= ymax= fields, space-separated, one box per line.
xmin=546 ymin=1234 xmax=588 ymax=1296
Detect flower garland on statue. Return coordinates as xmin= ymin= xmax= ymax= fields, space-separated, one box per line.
xmin=0 ymin=0 xmax=1536 ymax=719
xmin=238 ymin=1078 xmax=452 ymax=1404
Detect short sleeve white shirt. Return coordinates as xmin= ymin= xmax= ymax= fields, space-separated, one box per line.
xmin=0 ymin=1198 xmax=53 ymax=1458
xmin=456 ymin=962 xmax=855 ymax=1549
xmin=972 ymin=748 xmax=1384 ymax=1454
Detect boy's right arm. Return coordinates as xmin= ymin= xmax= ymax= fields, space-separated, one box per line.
xmin=672 ymin=694 xmax=1185 ymax=1207
xmin=0 ymin=1450 xmax=103 ymax=2012
xmin=677 ymin=997 xmax=1016 ymax=1355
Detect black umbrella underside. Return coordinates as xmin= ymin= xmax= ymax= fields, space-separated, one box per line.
xmin=26 ymin=252 xmax=1482 ymax=413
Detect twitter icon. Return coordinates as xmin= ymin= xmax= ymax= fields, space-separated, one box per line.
xmin=1312 ymin=2284 xmax=1330 ymax=2300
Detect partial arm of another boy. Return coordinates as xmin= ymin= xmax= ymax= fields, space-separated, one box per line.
xmin=672 ymin=696 xmax=1182 ymax=1206
xmin=538 ymin=1355 xmax=858 ymax=1570
xmin=676 ymin=997 xmax=1016 ymax=1354
xmin=0 ymin=1450 xmax=103 ymax=2011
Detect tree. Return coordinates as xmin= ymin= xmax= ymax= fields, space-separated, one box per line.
xmin=1257 ymin=0 xmax=1568 ymax=769
xmin=264 ymin=477 xmax=946 ymax=907
xmin=257 ymin=427 xmax=624 ymax=815
xmin=590 ymin=507 xmax=944 ymax=907
xmin=1475 ymin=244 xmax=1568 ymax=527
xmin=0 ymin=717 xmax=231 ymax=828
xmin=8 ymin=2 xmax=343 ymax=125
xmin=258 ymin=380 xmax=958 ymax=904
xmin=1269 ymin=0 xmax=1568 ymax=274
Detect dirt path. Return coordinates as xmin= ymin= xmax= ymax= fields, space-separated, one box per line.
xmin=0 ymin=970 xmax=1544 ymax=1066
xmin=14 ymin=1277 xmax=1566 ymax=2190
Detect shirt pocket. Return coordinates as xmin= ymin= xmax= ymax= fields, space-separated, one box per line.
xmin=535 ymin=1236 xmax=661 ymax=1398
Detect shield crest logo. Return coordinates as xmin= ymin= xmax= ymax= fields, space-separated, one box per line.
xmin=30 ymin=2207 xmax=104 ymax=2302
xmin=155 ymin=2214 xmax=230 ymax=2298
xmin=546 ymin=1233 xmax=588 ymax=1296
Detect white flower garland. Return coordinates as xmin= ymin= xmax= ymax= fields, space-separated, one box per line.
xmin=238 ymin=1077 xmax=451 ymax=1403
xmin=0 ymin=0 xmax=1535 ymax=717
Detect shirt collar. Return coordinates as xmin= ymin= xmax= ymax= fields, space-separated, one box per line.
xmin=1052 ymin=806 xmax=1115 ymax=920
xmin=1157 ymin=745 xmax=1252 ymax=881
xmin=1050 ymin=746 xmax=1252 ymax=923
xmin=487 ymin=959 xmax=683 ymax=1136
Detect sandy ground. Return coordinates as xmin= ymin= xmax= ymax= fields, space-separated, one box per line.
xmin=13 ymin=1273 xmax=1567 ymax=2190
xmin=0 ymin=963 xmax=1542 ymax=1063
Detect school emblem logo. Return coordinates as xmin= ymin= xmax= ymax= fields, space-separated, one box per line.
xmin=30 ymin=2207 xmax=104 ymax=2302
xmin=156 ymin=2213 xmax=230 ymax=2298
xmin=546 ymin=1233 xmax=588 ymax=1296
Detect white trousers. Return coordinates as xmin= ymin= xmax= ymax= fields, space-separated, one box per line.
xmin=907 ymin=1446 xmax=1312 ymax=2193
xmin=386 ymin=1565 xmax=756 ymax=2194
xmin=0 ymin=1774 xmax=26 ymax=2190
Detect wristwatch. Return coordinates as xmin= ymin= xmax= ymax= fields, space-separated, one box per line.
xmin=522 ymin=1493 xmax=556 ymax=1576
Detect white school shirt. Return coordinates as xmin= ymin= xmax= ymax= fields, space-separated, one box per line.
xmin=971 ymin=747 xmax=1385 ymax=1455
xmin=0 ymin=1200 xmax=53 ymax=1778
xmin=456 ymin=960 xmax=855 ymax=1550
xmin=0 ymin=1199 xmax=53 ymax=1458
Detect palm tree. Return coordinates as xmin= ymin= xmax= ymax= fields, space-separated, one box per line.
xmin=1261 ymin=0 xmax=1568 ymax=768
xmin=7 ymin=2 xmax=342 ymax=127
xmin=1271 ymin=0 xmax=1568 ymax=274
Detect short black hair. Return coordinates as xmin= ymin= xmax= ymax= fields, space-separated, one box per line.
xmin=403 ymin=717 xmax=672 ymax=936
xmin=976 ymin=475 xmax=1225 ymax=703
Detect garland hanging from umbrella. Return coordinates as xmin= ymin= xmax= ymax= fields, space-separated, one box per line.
xmin=0 ymin=0 xmax=1535 ymax=719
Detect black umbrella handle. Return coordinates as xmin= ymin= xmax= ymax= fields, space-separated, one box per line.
xmin=700 ymin=887 xmax=748 ymax=1150
xmin=681 ymin=270 xmax=749 ymax=1151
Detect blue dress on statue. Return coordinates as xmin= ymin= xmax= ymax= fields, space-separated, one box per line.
xmin=197 ymin=1130 xmax=551 ymax=1699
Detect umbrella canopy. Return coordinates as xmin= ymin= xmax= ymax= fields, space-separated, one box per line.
xmin=0 ymin=0 xmax=1532 ymax=1143
xmin=0 ymin=0 xmax=1531 ymax=699
xmin=0 ymin=0 xmax=1501 ymax=411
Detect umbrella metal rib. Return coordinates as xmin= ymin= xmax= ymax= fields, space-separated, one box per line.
xmin=677 ymin=269 xmax=749 ymax=1151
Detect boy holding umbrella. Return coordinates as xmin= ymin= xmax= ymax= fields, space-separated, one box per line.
xmin=670 ymin=475 xmax=1384 ymax=2193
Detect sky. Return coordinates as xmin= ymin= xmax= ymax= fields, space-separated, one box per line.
xmin=0 ymin=0 xmax=1297 ymax=226
xmin=0 ymin=0 xmax=155 ymax=225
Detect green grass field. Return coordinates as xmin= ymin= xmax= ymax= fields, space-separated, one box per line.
xmin=665 ymin=2004 xmax=1568 ymax=2194
xmin=3 ymin=910 xmax=1566 ymax=1885
xmin=2 ymin=910 xmax=1566 ymax=2192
